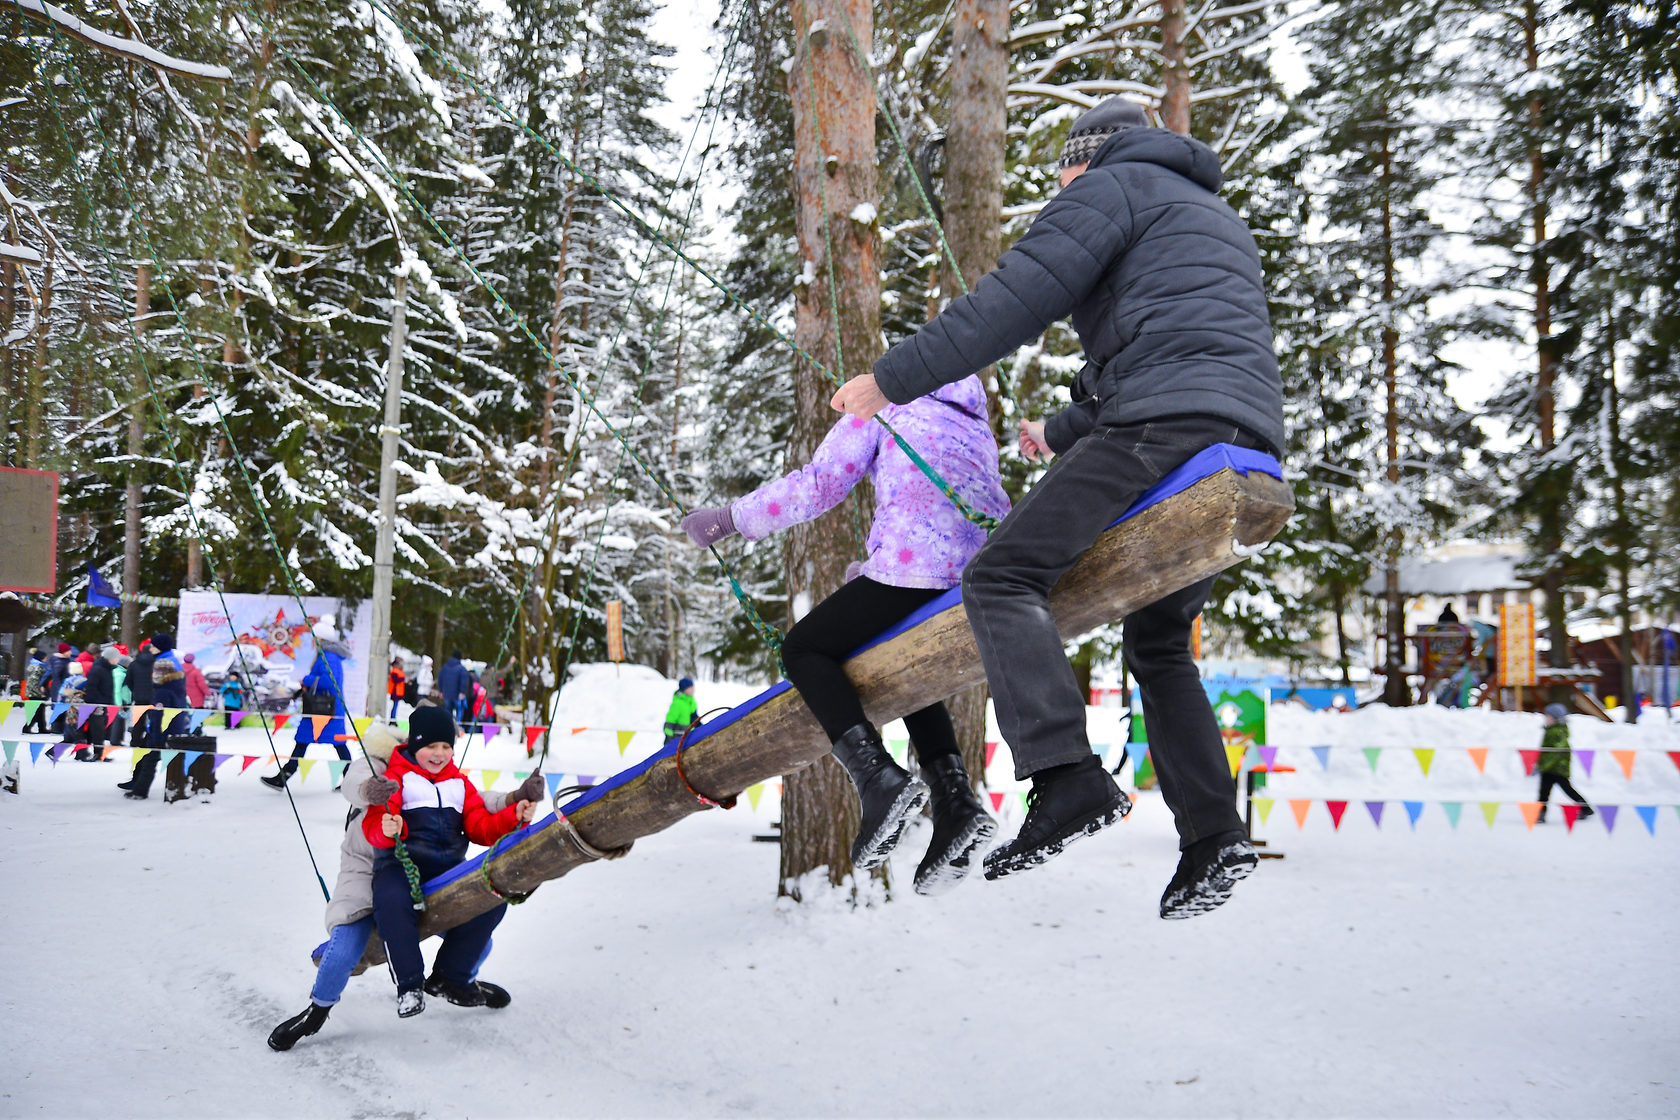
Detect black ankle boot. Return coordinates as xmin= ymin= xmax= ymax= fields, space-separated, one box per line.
xmin=913 ymin=754 xmax=998 ymax=896
xmin=267 ymin=1003 xmax=331 ymax=1051
xmin=830 ymin=723 xmax=929 ymax=870
xmin=983 ymin=755 xmax=1130 ymax=880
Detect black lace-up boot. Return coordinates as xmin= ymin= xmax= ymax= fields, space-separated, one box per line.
xmin=983 ymin=755 xmax=1130 ymax=880
xmin=913 ymin=754 xmax=997 ymax=896
xmin=830 ymin=723 xmax=929 ymax=870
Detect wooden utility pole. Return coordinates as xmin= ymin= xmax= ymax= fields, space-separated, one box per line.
xmin=781 ymin=0 xmax=879 ymax=897
xmin=121 ymin=264 xmax=149 ymax=649
xmin=365 ymin=270 xmax=408 ymax=718
xmin=943 ymin=0 xmax=1009 ymax=784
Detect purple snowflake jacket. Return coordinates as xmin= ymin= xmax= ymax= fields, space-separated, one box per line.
xmin=730 ymin=375 xmax=1010 ymax=590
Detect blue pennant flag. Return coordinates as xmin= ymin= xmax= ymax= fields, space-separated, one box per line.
xmin=188 ymin=710 xmax=210 ymax=732
xmin=1125 ymin=742 xmax=1150 ymax=767
xmin=1403 ymin=801 xmax=1425 ymax=829
xmin=1310 ymin=745 xmax=1331 ymax=770
xmin=1635 ymin=805 xmax=1657 ymax=835
xmin=86 ymin=562 xmax=123 ymax=609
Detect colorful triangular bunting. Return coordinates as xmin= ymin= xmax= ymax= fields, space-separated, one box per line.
xmin=272 ymin=713 xmax=291 ymax=732
xmin=1257 ymin=745 xmax=1278 ymax=770
xmin=1310 ymin=745 xmax=1330 ymax=770
xmin=1562 ymin=804 xmax=1580 ymax=831
xmin=2 ymin=741 xmax=15 ymax=765
xmin=1365 ymin=801 xmax=1384 ymax=828
xmin=1599 ymin=804 xmax=1618 ymax=833
xmin=1610 ymin=749 xmax=1636 ymax=779
xmin=1519 ymin=802 xmax=1542 ymax=829
xmin=310 ymin=715 xmax=331 ymax=738
xmin=212 ymin=753 xmax=231 ymax=772
xmin=482 ymin=769 xmax=501 ymax=790
xmin=1289 ymin=799 xmax=1312 ymax=828
xmin=297 ymin=759 xmax=317 ymax=785
xmin=328 ymin=760 xmax=350 ymax=787
xmin=545 ymin=773 xmax=564 ymax=798
xmin=984 ymin=741 xmax=999 ymax=769
xmin=1465 ymin=747 xmax=1489 ymax=774
xmin=1519 ymin=749 xmax=1540 ymax=776
xmin=158 ymin=749 xmax=179 ymax=771
xmin=1441 ymin=801 xmax=1463 ymax=829
xmin=1574 ymin=749 xmax=1594 ymax=778
xmin=1403 ymin=800 xmax=1424 ymax=829
xmin=1224 ymin=743 xmax=1245 ymax=778
xmin=616 ymin=730 xmax=635 ymax=755
xmin=1361 ymin=747 xmax=1381 ymax=773
xmin=188 ymin=710 xmax=210 ymax=732
xmin=988 ymin=791 xmax=1006 ymax=812
xmin=745 ymin=783 xmax=765 ymax=811
xmin=1480 ymin=801 xmax=1500 ymax=827
xmin=1325 ymin=800 xmax=1348 ymax=830
xmin=29 ymin=742 xmax=45 ymax=765
xmin=526 ymin=726 xmax=546 ymax=751
xmin=1634 ymin=805 xmax=1657 ymax=834
xmin=1413 ymin=748 xmax=1434 ymax=777
xmin=50 ymin=742 xmax=73 ymax=762
xmin=240 ymin=755 xmax=261 ymax=774
xmin=1253 ymin=797 xmax=1275 ymax=825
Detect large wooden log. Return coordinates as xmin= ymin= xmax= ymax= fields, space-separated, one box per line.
xmin=355 ymin=458 xmax=1293 ymax=970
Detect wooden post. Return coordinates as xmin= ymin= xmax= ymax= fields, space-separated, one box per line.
xmin=352 ymin=464 xmax=1293 ymax=970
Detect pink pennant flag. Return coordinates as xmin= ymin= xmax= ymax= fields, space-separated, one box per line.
xmin=988 ymin=791 xmax=1006 ymax=812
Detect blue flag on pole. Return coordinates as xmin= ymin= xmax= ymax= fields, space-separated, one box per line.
xmin=86 ymin=563 xmax=122 ymax=608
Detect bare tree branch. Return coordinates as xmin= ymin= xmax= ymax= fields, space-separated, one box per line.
xmin=13 ymin=0 xmax=232 ymax=83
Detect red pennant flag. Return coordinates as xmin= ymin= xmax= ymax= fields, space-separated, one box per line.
xmin=1562 ymin=804 xmax=1581 ymax=831
xmin=1668 ymin=751 xmax=1680 ymax=776
xmin=272 ymin=713 xmax=291 ymax=731
xmin=1326 ymin=800 xmax=1349 ymax=830
xmin=984 ymin=741 xmax=999 ymax=769
xmin=525 ymin=726 xmax=546 ymax=751
xmin=988 ymin=791 xmax=1006 ymax=812
xmin=1519 ymin=749 xmax=1540 ymax=776
xmin=240 ymin=755 xmax=261 ymax=774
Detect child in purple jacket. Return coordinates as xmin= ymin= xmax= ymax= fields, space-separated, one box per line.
xmin=682 ymin=374 xmax=1010 ymax=894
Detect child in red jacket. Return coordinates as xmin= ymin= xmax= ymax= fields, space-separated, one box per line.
xmin=366 ymin=706 xmax=536 ymax=1017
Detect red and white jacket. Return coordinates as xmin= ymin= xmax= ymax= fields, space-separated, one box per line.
xmin=363 ymin=749 xmax=520 ymax=865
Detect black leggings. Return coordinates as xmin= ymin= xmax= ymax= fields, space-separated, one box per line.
xmin=1538 ymin=772 xmax=1587 ymax=806
xmin=781 ymin=576 xmax=960 ymax=764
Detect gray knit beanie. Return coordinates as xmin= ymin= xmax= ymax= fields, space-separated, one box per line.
xmin=1058 ymin=98 xmax=1149 ymax=169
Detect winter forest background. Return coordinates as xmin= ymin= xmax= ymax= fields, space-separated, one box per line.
xmin=3 ymin=0 xmax=1678 ymax=713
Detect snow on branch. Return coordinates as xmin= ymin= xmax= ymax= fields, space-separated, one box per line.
xmin=13 ymin=0 xmax=232 ymax=83
xmin=0 ymin=242 xmax=44 ymax=265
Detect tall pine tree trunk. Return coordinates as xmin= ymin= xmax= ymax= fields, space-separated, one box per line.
xmin=942 ymin=0 xmax=1008 ymax=786
xmin=1379 ymin=133 xmax=1408 ymax=706
xmin=121 ymin=264 xmax=149 ymax=650
xmin=780 ymin=0 xmax=878 ymax=898
xmin=1525 ymin=0 xmax=1569 ymax=692
xmin=1160 ymin=0 xmax=1191 ymax=136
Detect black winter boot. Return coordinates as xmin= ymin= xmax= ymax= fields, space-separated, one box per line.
xmin=267 ymin=1003 xmax=331 ymax=1051
xmin=983 ymin=755 xmax=1130 ymax=880
xmin=913 ymin=755 xmax=997 ymax=896
xmin=1158 ymin=828 xmax=1258 ymax=920
xmin=830 ymin=723 xmax=929 ymax=870
xmin=426 ymin=974 xmax=510 ymax=1008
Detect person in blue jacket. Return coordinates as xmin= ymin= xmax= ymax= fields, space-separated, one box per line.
xmin=832 ymin=97 xmax=1283 ymax=919
xmin=436 ymin=650 xmax=468 ymax=723
xmin=264 ymin=618 xmax=352 ymax=790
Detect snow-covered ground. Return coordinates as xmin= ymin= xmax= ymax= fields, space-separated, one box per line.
xmin=3 ymin=680 xmax=1677 ymax=1118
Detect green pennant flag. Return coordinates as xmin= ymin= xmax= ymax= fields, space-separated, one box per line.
xmin=1362 ymin=747 xmax=1382 ymax=773
xmin=1480 ymin=801 xmax=1500 ymax=827
xmin=159 ymin=750 xmax=180 ymax=771
xmin=2 ymin=740 xmax=16 ymax=765
xmin=1441 ymin=801 xmax=1463 ymax=829
xmin=21 ymin=700 xmax=41 ymax=723
xmin=328 ymin=760 xmax=350 ymax=786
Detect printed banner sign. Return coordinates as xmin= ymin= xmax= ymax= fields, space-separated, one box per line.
xmin=175 ymin=592 xmax=373 ymax=716
xmin=1499 ymin=602 xmax=1537 ymax=687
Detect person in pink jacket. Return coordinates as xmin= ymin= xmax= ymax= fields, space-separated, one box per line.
xmin=181 ymin=653 xmax=211 ymax=708
xmin=682 ymin=375 xmax=1009 ymax=894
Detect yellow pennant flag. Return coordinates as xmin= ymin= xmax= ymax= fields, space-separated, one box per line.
xmin=1290 ymin=799 xmax=1312 ymax=828
xmin=353 ymin=716 xmax=373 ymax=737
xmin=1518 ymin=801 xmax=1542 ymax=829
xmin=162 ymin=708 xmax=185 ymax=728
xmin=1480 ymin=801 xmax=1500 ymax=827
xmin=1413 ymin=748 xmax=1435 ymax=777
xmin=1224 ymin=743 xmax=1246 ymax=778
xmin=616 ymin=730 xmax=635 ymax=755
xmin=1253 ymin=797 xmax=1275 ymax=826
xmin=298 ymin=759 xmax=318 ymax=785
xmin=481 ymin=769 xmax=500 ymax=791
xmin=0 ymin=700 xmax=12 ymax=723
xmin=1610 ymin=749 xmax=1637 ymax=779
xmin=1465 ymin=747 xmax=1489 ymax=774
xmin=745 ymin=783 xmax=765 ymax=811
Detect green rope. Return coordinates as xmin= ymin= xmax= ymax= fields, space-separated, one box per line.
xmin=360 ymin=0 xmax=998 ymax=532
xmin=233 ymin=1 xmax=788 ymax=659
xmin=23 ymin=14 xmax=337 ymax=899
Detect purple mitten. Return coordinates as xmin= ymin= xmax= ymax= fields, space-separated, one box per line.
xmin=681 ymin=506 xmax=737 ymax=547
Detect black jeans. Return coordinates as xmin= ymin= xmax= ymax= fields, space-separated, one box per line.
xmin=962 ymin=415 xmax=1267 ymax=848
xmin=781 ymin=576 xmax=962 ymax=764
xmin=1538 ymin=772 xmax=1587 ymax=806
xmin=372 ymin=851 xmax=505 ymax=993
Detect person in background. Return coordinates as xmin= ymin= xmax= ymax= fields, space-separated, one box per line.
xmin=22 ymin=648 xmax=51 ymax=734
xmin=109 ymin=646 xmax=132 ymax=747
xmin=416 ymin=654 xmax=435 ymax=703
xmin=663 ymin=678 xmax=698 ymax=743
xmin=79 ymin=646 xmax=121 ymax=761
xmin=1537 ymin=703 xmax=1594 ymax=824
xmin=119 ymin=635 xmax=188 ymax=800
xmin=437 ymin=650 xmax=467 ymax=723
xmin=1437 ymin=602 xmax=1461 ymax=624
xmin=264 ymin=619 xmax=352 ymax=790
xmin=74 ymin=643 xmax=99 ymax=678
xmin=45 ymin=642 xmax=72 ymax=703
xmin=182 ymin=652 xmax=211 ymax=708
xmin=387 ymin=656 xmax=407 ymax=719
xmin=219 ymin=670 xmax=249 ymax=713
xmin=118 ymin=640 xmax=158 ymax=798
xmin=56 ymin=661 xmax=89 ymax=747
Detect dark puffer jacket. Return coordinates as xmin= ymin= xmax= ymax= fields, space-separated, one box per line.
xmin=872 ymin=127 xmax=1282 ymax=456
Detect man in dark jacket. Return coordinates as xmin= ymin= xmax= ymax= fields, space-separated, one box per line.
xmin=437 ymin=651 xmax=468 ymax=723
xmin=833 ymin=98 xmax=1283 ymax=919
xmin=118 ymin=639 xmax=158 ymax=799
xmin=79 ymin=647 xmax=120 ymax=760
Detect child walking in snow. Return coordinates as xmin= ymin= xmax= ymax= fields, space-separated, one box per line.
xmin=1537 ymin=703 xmax=1594 ymax=824
xmin=364 ymin=706 xmax=536 ymax=1018
xmin=663 ymin=678 xmax=698 ymax=743
xmin=267 ymin=718 xmax=542 ymax=1049
xmin=680 ymin=374 xmax=1010 ymax=895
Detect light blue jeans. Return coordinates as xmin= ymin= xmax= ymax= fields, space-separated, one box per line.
xmin=309 ymin=916 xmax=492 ymax=1007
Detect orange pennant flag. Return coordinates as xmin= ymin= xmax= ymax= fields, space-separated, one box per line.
xmin=1289 ymin=799 xmax=1312 ymax=829
xmin=1465 ymin=747 xmax=1489 ymax=774
xmin=571 ymin=726 xmax=588 ymax=736
xmin=1611 ymin=749 xmax=1636 ymax=780
xmin=311 ymin=715 xmax=332 ymax=738
xmin=1518 ymin=801 xmax=1542 ymax=829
